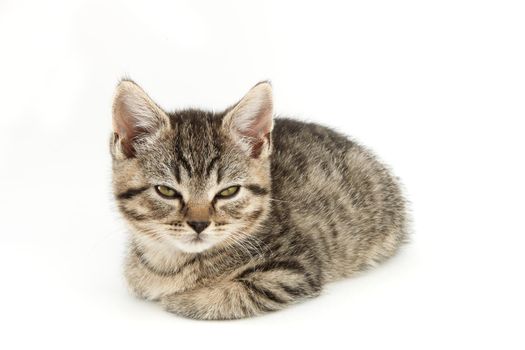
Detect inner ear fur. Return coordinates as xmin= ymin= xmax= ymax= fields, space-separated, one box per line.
xmin=112 ymin=79 xmax=169 ymax=158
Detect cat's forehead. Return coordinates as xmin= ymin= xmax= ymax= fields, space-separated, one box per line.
xmin=138 ymin=109 xmax=248 ymax=186
xmin=169 ymin=110 xmax=222 ymax=172
xmin=169 ymin=109 xmax=221 ymax=145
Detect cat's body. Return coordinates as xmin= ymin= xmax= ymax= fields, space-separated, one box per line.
xmin=112 ymin=80 xmax=407 ymax=320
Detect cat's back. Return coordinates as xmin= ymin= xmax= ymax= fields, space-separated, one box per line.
xmin=271 ymin=117 xmax=369 ymax=200
xmin=270 ymin=118 xmax=407 ymax=280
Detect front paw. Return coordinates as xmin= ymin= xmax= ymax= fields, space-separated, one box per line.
xmin=160 ymin=292 xmax=199 ymax=319
xmin=127 ymin=282 xmax=169 ymax=302
xmin=160 ymin=284 xmax=255 ymax=320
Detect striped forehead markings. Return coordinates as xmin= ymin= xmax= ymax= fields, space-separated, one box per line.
xmin=205 ymin=155 xmax=220 ymax=177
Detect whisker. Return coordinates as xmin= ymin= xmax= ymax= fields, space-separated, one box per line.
xmin=268 ymin=197 xmax=297 ymax=204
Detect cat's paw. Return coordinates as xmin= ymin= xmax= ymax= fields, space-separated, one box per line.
xmin=127 ymin=282 xmax=168 ymax=301
xmin=160 ymin=292 xmax=200 ymax=319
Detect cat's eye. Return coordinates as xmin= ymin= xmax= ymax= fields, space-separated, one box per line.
xmin=216 ymin=186 xmax=240 ymax=199
xmin=155 ymin=185 xmax=180 ymax=199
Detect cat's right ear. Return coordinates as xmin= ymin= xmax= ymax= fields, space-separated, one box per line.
xmin=111 ymin=79 xmax=169 ymax=158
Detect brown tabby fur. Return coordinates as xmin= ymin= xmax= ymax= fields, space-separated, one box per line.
xmin=110 ymin=79 xmax=408 ymax=320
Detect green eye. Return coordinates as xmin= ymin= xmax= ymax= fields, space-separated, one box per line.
xmin=155 ymin=185 xmax=179 ymax=199
xmin=217 ymin=186 xmax=240 ymax=198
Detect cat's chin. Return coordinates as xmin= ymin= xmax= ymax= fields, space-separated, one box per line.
xmin=174 ymin=239 xmax=216 ymax=253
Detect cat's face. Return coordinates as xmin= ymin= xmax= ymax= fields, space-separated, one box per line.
xmin=111 ymin=81 xmax=273 ymax=253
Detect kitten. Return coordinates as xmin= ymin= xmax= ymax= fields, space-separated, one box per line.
xmin=111 ymin=79 xmax=408 ymax=320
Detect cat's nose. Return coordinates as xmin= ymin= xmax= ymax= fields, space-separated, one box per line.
xmin=187 ymin=221 xmax=210 ymax=234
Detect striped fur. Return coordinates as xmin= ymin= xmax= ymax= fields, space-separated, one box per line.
xmin=111 ymin=80 xmax=408 ymax=319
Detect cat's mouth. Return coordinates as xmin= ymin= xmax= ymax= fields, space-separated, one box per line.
xmin=179 ymin=232 xmax=216 ymax=246
xmin=189 ymin=235 xmax=204 ymax=243
xmin=172 ymin=233 xmax=219 ymax=253
xmin=180 ymin=230 xmax=206 ymax=239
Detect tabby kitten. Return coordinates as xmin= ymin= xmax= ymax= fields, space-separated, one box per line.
xmin=111 ymin=79 xmax=407 ymax=320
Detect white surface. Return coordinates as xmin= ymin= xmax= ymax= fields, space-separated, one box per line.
xmin=1 ymin=0 xmax=524 ymax=349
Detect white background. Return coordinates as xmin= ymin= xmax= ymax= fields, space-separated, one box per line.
xmin=1 ymin=0 xmax=524 ymax=349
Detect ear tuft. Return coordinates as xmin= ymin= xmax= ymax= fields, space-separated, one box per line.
xmin=223 ymin=81 xmax=274 ymax=158
xmin=112 ymin=80 xmax=169 ymax=158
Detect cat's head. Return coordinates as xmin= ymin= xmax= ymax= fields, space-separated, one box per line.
xmin=111 ymin=80 xmax=273 ymax=253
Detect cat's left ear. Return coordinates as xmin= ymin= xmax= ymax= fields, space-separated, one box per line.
xmin=222 ymin=81 xmax=274 ymax=158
